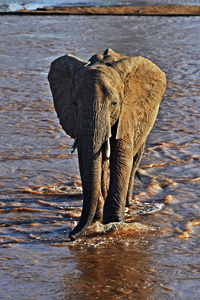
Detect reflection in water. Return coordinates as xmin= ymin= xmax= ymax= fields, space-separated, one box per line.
xmin=0 ymin=14 xmax=200 ymax=299
xmin=67 ymin=241 xmax=154 ymax=299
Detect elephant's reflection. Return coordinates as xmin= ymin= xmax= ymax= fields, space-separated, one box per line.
xmin=63 ymin=237 xmax=156 ymax=299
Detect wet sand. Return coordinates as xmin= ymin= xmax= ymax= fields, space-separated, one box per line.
xmin=1 ymin=5 xmax=200 ymax=16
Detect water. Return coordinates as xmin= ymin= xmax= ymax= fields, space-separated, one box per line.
xmin=0 ymin=0 xmax=200 ymax=12
xmin=0 ymin=14 xmax=200 ymax=299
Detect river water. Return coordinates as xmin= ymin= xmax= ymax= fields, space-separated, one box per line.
xmin=0 ymin=14 xmax=200 ymax=299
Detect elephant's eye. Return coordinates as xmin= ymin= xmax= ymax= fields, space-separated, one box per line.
xmin=111 ymin=101 xmax=117 ymax=108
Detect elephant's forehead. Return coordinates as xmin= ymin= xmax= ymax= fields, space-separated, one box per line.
xmin=75 ymin=64 xmax=121 ymax=87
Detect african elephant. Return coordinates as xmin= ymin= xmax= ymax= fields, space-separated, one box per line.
xmin=48 ymin=48 xmax=166 ymax=240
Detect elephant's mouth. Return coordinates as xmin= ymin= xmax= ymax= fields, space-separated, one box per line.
xmin=68 ymin=137 xmax=110 ymax=160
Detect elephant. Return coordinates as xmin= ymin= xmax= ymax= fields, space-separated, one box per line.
xmin=48 ymin=48 xmax=166 ymax=240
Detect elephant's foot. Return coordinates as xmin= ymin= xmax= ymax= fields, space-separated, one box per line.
xmin=103 ymin=200 xmax=124 ymax=224
xmin=103 ymin=212 xmax=124 ymax=224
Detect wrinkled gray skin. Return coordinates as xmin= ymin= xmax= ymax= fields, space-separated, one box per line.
xmin=48 ymin=49 xmax=166 ymax=240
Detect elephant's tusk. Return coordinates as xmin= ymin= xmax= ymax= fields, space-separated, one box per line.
xmin=105 ymin=139 xmax=110 ymax=159
xmin=68 ymin=137 xmax=78 ymax=155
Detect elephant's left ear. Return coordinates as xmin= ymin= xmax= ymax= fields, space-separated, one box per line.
xmin=112 ymin=57 xmax=166 ymax=146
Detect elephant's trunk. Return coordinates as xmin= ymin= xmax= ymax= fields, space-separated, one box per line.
xmin=69 ymin=142 xmax=102 ymax=240
xmin=69 ymin=101 xmax=111 ymax=240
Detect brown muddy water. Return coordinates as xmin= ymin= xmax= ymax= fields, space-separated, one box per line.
xmin=0 ymin=15 xmax=200 ymax=299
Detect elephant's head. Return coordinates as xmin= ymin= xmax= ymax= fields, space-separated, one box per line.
xmin=48 ymin=49 xmax=166 ymax=240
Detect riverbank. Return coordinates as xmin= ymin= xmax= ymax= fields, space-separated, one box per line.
xmin=1 ymin=5 xmax=200 ymax=16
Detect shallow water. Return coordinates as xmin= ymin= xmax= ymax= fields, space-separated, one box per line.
xmin=0 ymin=15 xmax=200 ymax=299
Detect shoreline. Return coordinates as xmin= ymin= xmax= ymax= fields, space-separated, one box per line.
xmin=1 ymin=5 xmax=200 ymax=16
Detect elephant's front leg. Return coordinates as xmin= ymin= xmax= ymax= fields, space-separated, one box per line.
xmin=103 ymin=138 xmax=133 ymax=224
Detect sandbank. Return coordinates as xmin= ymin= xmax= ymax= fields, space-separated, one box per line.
xmin=1 ymin=5 xmax=200 ymax=16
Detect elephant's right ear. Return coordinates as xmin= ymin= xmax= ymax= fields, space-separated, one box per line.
xmin=48 ymin=54 xmax=89 ymax=138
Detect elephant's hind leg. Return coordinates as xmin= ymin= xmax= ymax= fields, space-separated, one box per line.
xmin=126 ymin=142 xmax=145 ymax=207
xmin=94 ymin=157 xmax=109 ymax=220
xmin=94 ymin=191 xmax=104 ymax=220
